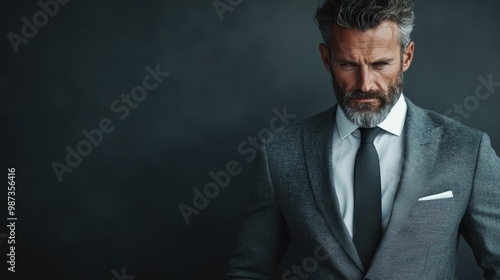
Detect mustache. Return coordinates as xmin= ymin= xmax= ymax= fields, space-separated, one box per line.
xmin=343 ymin=90 xmax=388 ymax=100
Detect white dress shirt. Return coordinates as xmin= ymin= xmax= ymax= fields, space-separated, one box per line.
xmin=332 ymin=94 xmax=407 ymax=238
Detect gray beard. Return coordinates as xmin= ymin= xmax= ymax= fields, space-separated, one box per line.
xmin=334 ymin=71 xmax=404 ymax=128
xmin=342 ymin=100 xmax=394 ymax=128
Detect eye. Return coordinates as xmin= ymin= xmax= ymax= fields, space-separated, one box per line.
xmin=340 ymin=63 xmax=355 ymax=69
xmin=373 ymin=62 xmax=389 ymax=68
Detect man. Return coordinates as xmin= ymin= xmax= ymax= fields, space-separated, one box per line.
xmin=226 ymin=0 xmax=500 ymax=279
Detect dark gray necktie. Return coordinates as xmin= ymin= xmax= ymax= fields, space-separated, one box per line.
xmin=353 ymin=127 xmax=382 ymax=269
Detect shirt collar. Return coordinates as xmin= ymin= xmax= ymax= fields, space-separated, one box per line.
xmin=335 ymin=93 xmax=407 ymax=139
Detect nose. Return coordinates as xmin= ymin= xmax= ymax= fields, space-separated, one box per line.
xmin=357 ymin=66 xmax=374 ymax=92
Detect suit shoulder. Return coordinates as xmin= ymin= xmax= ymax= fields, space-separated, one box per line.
xmin=276 ymin=107 xmax=333 ymax=135
xmin=422 ymin=108 xmax=484 ymax=141
xmin=267 ymin=107 xmax=334 ymax=147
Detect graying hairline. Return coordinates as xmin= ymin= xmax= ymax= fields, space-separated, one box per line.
xmin=324 ymin=19 xmax=414 ymax=51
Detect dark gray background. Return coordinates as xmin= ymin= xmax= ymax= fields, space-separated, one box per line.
xmin=1 ymin=0 xmax=499 ymax=279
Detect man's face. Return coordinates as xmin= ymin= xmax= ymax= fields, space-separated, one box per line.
xmin=319 ymin=20 xmax=414 ymax=127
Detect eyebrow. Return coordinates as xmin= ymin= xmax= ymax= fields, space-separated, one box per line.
xmin=332 ymin=57 xmax=396 ymax=64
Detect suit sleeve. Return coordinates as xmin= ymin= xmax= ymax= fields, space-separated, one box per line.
xmin=461 ymin=133 xmax=500 ymax=280
xmin=226 ymin=144 xmax=288 ymax=280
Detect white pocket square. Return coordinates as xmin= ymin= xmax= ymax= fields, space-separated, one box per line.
xmin=417 ymin=191 xmax=453 ymax=201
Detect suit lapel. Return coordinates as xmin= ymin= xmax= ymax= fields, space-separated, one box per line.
xmin=369 ymin=99 xmax=443 ymax=269
xmin=303 ymin=106 xmax=365 ymax=271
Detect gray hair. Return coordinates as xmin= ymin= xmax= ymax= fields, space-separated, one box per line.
xmin=315 ymin=0 xmax=415 ymax=50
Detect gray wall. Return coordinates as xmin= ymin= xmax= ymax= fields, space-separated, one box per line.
xmin=1 ymin=0 xmax=499 ymax=279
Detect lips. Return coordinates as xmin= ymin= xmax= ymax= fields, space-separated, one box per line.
xmin=352 ymin=98 xmax=379 ymax=103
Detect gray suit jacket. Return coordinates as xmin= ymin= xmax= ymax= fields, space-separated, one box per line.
xmin=226 ymin=98 xmax=500 ymax=280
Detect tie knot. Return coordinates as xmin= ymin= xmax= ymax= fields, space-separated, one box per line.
xmin=359 ymin=127 xmax=382 ymax=143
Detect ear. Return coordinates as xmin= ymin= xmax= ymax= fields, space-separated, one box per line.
xmin=319 ymin=43 xmax=332 ymax=72
xmin=402 ymin=41 xmax=414 ymax=72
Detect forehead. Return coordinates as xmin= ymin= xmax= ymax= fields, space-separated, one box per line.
xmin=330 ymin=21 xmax=400 ymax=57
